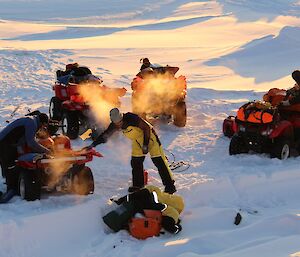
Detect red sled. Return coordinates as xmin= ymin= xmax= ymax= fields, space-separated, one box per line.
xmin=223 ymin=116 xmax=237 ymax=138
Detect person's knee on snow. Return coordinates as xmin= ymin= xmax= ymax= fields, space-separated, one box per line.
xmin=0 ymin=112 xmax=50 ymax=195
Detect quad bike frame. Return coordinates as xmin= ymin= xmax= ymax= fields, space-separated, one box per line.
xmin=131 ymin=66 xmax=187 ymax=127
xmin=50 ymin=80 xmax=126 ymax=139
xmin=225 ymin=112 xmax=300 ymax=160
xmin=16 ymin=135 xmax=102 ymax=201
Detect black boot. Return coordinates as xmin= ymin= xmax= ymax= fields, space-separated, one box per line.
xmin=164 ymin=182 xmax=176 ymax=194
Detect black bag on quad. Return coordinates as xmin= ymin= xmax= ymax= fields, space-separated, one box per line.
xmin=229 ymin=101 xmax=294 ymax=160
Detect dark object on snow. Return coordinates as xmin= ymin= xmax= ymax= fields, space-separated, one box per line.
xmin=102 ymin=202 xmax=135 ymax=232
xmin=234 ymin=212 xmax=242 ymax=225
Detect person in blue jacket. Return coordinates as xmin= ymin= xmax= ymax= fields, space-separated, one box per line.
xmin=0 ymin=112 xmax=50 ymax=197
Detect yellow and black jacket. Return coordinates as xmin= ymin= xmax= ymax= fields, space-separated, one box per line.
xmin=92 ymin=112 xmax=166 ymax=158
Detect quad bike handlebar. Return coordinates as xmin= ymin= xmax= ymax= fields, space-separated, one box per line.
xmin=17 ymin=148 xmax=102 ymax=170
xmin=41 ymin=148 xmax=102 ymax=166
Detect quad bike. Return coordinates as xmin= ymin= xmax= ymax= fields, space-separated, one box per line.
xmin=224 ymin=99 xmax=300 ymax=160
xmin=49 ymin=63 xmax=126 ymax=139
xmin=15 ymin=134 xmax=102 ymax=201
xmin=131 ymin=65 xmax=187 ymax=127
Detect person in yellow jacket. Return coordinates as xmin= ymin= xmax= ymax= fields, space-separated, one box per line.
xmin=89 ymin=108 xmax=176 ymax=194
xmin=111 ymin=185 xmax=184 ymax=234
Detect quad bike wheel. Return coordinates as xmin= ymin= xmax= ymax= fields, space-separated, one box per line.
xmin=173 ymin=101 xmax=187 ymax=127
xmin=270 ymin=138 xmax=291 ymax=160
xmin=62 ymin=111 xmax=80 ymax=139
xmin=71 ymin=166 xmax=94 ymax=195
xmin=0 ymin=164 xmax=6 ymax=178
xmin=18 ymin=170 xmax=41 ymax=201
xmin=229 ymin=134 xmax=249 ymax=155
xmin=49 ymin=97 xmax=63 ymax=121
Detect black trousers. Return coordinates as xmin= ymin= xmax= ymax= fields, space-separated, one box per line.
xmin=0 ymin=142 xmax=18 ymax=190
xmin=131 ymin=156 xmax=145 ymax=188
xmin=151 ymin=156 xmax=174 ymax=187
xmin=131 ymin=156 xmax=174 ymax=188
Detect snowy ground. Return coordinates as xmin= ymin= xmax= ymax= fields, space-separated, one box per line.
xmin=1 ymin=1 xmax=300 ymax=257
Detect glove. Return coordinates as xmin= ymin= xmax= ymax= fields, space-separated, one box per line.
xmin=162 ymin=216 xmax=182 ymax=234
xmin=173 ymin=224 xmax=182 ymax=234
xmin=142 ymin=144 xmax=148 ymax=154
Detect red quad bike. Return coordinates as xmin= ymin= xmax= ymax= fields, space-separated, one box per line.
xmin=131 ymin=65 xmax=187 ymax=127
xmin=16 ymin=135 xmax=102 ymax=201
xmin=225 ymin=97 xmax=300 ymax=160
xmin=49 ymin=64 xmax=126 ymax=139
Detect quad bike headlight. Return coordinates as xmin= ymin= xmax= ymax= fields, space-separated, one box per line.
xmin=261 ymin=128 xmax=273 ymax=136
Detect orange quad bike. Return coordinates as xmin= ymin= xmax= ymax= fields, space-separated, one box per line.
xmin=223 ymin=88 xmax=288 ymax=138
xmin=15 ymin=133 xmax=102 ymax=201
xmin=49 ymin=63 xmax=126 ymax=139
xmin=227 ymin=99 xmax=300 ymax=160
xmin=131 ymin=65 xmax=187 ymax=127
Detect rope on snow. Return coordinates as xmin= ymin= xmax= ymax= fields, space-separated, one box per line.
xmin=164 ymin=148 xmax=190 ymax=172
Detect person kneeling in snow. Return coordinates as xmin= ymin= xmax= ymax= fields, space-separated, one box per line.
xmin=103 ymin=185 xmax=184 ymax=236
xmin=0 ymin=112 xmax=51 ymax=201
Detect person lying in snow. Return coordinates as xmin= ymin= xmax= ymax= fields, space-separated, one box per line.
xmin=103 ymin=185 xmax=184 ymax=236
xmin=0 ymin=112 xmax=51 ymax=201
xmin=88 ymin=108 xmax=176 ymax=194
